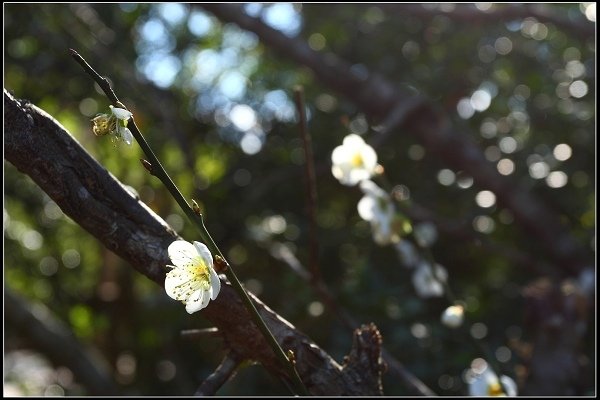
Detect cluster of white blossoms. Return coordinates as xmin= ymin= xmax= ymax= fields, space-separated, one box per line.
xmin=164 ymin=240 xmax=221 ymax=314
xmin=467 ymin=358 xmax=518 ymax=396
xmin=331 ymin=134 xmax=450 ymax=298
xmin=331 ymin=134 xmax=405 ymax=245
xmin=393 ymin=232 xmax=449 ymax=300
xmin=91 ymin=105 xmax=134 ymax=145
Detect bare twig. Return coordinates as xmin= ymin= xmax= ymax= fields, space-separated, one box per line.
xmin=293 ymin=86 xmax=321 ymax=283
xmin=181 ymin=328 xmax=221 ymax=341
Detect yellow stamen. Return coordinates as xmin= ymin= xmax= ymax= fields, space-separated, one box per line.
xmin=351 ymin=153 xmax=364 ymax=167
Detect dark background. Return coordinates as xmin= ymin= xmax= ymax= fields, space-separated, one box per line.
xmin=4 ymin=3 xmax=595 ymax=396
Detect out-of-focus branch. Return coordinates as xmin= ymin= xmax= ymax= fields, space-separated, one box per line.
xmin=4 ymin=288 xmax=119 ymax=396
xmin=521 ymin=278 xmax=591 ymax=395
xmin=181 ymin=328 xmax=221 ymax=341
xmin=293 ymin=86 xmax=321 ymax=283
xmin=377 ymin=3 xmax=595 ymax=42
xmin=4 ymin=89 xmax=384 ymax=396
xmin=194 ymin=352 xmax=241 ymax=396
xmin=199 ymin=3 xmax=591 ymax=278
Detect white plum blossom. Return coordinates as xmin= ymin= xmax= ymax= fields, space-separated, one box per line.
xmin=412 ymin=261 xmax=448 ymax=298
xmin=358 ymin=180 xmax=398 ymax=245
xmin=331 ymin=134 xmax=378 ymax=186
xmin=441 ymin=304 xmax=464 ymax=328
xmin=165 ymin=240 xmax=221 ymax=314
xmin=413 ymin=221 xmax=438 ymax=248
xmin=91 ymin=105 xmax=133 ymax=145
xmin=468 ymin=359 xmax=518 ymax=396
xmin=110 ymin=106 xmax=134 ymax=145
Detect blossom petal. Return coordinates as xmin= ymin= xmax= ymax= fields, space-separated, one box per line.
xmin=121 ymin=127 xmax=133 ymax=145
xmin=357 ymin=196 xmax=376 ymax=221
xmin=165 ymin=267 xmax=196 ymax=301
xmin=348 ymin=168 xmax=372 ymax=185
xmin=343 ymin=133 xmax=366 ymax=147
xmin=331 ymin=145 xmax=348 ymax=165
xmin=168 ymin=240 xmax=200 ymax=269
xmin=192 ymin=241 xmax=213 ymax=269
xmin=185 ymin=289 xmax=207 ymax=314
xmin=110 ymin=106 xmax=132 ymax=120
xmin=500 ymin=375 xmax=518 ymax=396
xmin=209 ymin=266 xmax=221 ymax=300
xmin=360 ymin=144 xmax=378 ymax=169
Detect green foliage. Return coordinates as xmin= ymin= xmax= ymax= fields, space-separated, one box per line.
xmin=4 ymin=3 xmax=594 ymax=396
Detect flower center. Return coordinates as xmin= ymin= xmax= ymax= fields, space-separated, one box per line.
xmin=487 ymin=382 xmax=505 ymax=396
xmin=193 ymin=262 xmax=211 ymax=287
xmin=351 ymin=153 xmax=364 ymax=167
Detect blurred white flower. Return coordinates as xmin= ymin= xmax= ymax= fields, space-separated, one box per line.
xmin=441 ymin=304 xmax=464 ymax=328
xmin=413 ymin=221 xmax=438 ymax=247
xmin=468 ymin=359 xmax=517 ymax=396
xmin=165 ymin=240 xmax=221 ymax=314
xmin=412 ymin=262 xmax=447 ymax=298
xmin=331 ymin=134 xmax=378 ymax=186
xmin=357 ymin=180 xmax=397 ymax=245
xmin=394 ymin=240 xmax=420 ymax=268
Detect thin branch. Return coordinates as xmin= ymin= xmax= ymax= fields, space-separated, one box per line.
xmin=293 ymin=86 xmax=321 ymax=283
xmin=194 ymin=353 xmax=241 ymax=396
xmin=69 ymin=48 xmax=119 ymax=105
xmin=199 ymin=3 xmax=591 ymax=278
xmin=68 ymin=49 xmax=308 ymax=396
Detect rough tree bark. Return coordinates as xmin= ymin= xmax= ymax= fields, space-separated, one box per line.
xmin=4 ymin=88 xmax=387 ymax=396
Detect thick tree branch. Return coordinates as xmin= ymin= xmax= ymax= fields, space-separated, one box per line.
xmin=4 ymin=89 xmax=384 ymax=396
xmin=199 ymin=3 xmax=591 ymax=278
xmin=5 ymin=288 xmax=119 ymax=396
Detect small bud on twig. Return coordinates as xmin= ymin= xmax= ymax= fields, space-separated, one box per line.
xmin=192 ymin=199 xmax=202 ymax=216
xmin=286 ymin=349 xmax=296 ymax=365
xmin=214 ymin=255 xmax=229 ymax=273
xmin=140 ymin=159 xmax=154 ymax=175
